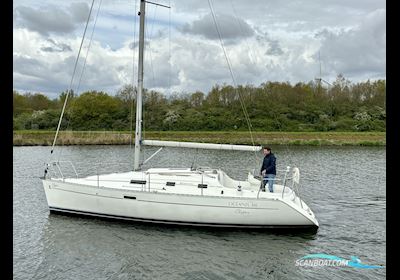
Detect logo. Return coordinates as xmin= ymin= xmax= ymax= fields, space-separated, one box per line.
xmin=295 ymin=254 xmax=384 ymax=269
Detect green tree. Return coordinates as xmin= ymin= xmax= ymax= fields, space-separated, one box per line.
xmin=70 ymin=91 xmax=121 ymax=130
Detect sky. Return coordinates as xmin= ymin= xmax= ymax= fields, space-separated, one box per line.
xmin=13 ymin=0 xmax=386 ymax=99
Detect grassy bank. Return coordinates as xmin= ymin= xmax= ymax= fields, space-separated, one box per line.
xmin=13 ymin=130 xmax=386 ymax=146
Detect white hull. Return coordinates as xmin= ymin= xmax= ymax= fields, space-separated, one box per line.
xmin=41 ymin=168 xmax=319 ymax=229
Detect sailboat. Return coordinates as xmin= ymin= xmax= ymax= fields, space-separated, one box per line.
xmin=41 ymin=0 xmax=319 ymax=229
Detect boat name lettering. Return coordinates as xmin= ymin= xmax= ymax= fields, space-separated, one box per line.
xmin=228 ymin=201 xmax=258 ymax=208
xmin=234 ymin=209 xmax=251 ymax=215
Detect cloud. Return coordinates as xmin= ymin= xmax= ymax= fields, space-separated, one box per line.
xmin=180 ymin=13 xmax=254 ymax=41
xmin=13 ymin=28 xmax=126 ymax=97
xmin=316 ymin=9 xmax=386 ymax=79
xmin=265 ymin=40 xmax=284 ymax=56
xmin=70 ymin=2 xmax=91 ymax=22
xmin=15 ymin=2 xmax=90 ymax=36
xmin=40 ymin=39 xmax=72 ymax=53
xmin=12 ymin=0 xmax=386 ymax=98
xmin=255 ymin=33 xmax=284 ymax=57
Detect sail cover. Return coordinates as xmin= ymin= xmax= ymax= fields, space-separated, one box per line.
xmin=142 ymin=140 xmax=262 ymax=152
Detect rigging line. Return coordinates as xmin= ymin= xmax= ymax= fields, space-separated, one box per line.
xmin=130 ymin=0 xmax=139 ymax=149
xmin=229 ymin=0 xmax=263 ymax=167
xmin=264 ymin=85 xmax=295 ymax=168
xmin=207 ymin=0 xmax=258 ymax=165
xmin=319 ymin=51 xmax=322 ymax=84
xmin=229 ymin=0 xmax=263 ymax=166
xmin=58 ymin=0 xmax=103 ymax=163
xmin=145 ymin=0 xmax=170 ymax=9
xmin=207 ymin=0 xmax=251 ymax=137
xmin=273 ymin=109 xmax=292 ymax=160
xmin=141 ymin=4 xmax=158 ymax=161
xmin=229 ymin=0 xmax=257 ymax=66
xmin=75 ymin=0 xmax=103 ymax=96
xmin=147 ymin=5 xmax=158 ymax=89
xmin=48 ymin=0 xmax=96 ymax=159
xmin=168 ymin=0 xmax=171 ymax=96
xmin=191 ymin=148 xmax=199 ymax=170
xmin=230 ymin=0 xmax=292 ymax=169
xmin=140 ymin=5 xmax=158 ymax=165
xmin=207 ymin=0 xmax=254 ymax=140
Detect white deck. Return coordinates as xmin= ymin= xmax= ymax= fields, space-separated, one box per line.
xmin=53 ymin=168 xmax=295 ymax=200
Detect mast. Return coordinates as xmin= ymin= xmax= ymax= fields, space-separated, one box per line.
xmin=134 ymin=0 xmax=146 ymax=170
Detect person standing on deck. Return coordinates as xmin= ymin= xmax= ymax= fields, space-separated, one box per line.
xmin=260 ymin=146 xmax=276 ymax=192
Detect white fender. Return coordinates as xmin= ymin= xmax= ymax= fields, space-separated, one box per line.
xmin=292 ymin=167 xmax=300 ymax=184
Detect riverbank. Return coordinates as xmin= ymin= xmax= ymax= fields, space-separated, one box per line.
xmin=13 ymin=130 xmax=386 ymax=146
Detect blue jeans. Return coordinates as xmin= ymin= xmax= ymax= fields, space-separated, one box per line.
xmin=263 ymin=174 xmax=276 ymax=192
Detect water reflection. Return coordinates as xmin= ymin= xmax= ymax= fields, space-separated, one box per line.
xmin=35 ymin=212 xmax=317 ymax=279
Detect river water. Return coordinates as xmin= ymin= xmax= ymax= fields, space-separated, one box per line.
xmin=13 ymin=145 xmax=386 ymax=279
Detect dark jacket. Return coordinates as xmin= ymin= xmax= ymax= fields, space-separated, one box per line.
xmin=261 ymin=153 xmax=276 ymax=175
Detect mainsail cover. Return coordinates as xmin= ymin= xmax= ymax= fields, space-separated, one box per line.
xmin=142 ymin=140 xmax=262 ymax=152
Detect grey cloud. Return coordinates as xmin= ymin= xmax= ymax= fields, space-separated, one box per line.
xmin=40 ymin=47 xmax=66 ymax=52
xmin=174 ymin=0 xmax=270 ymax=17
xmin=167 ymin=37 xmax=266 ymax=93
xmin=14 ymin=54 xmax=73 ymax=88
xmin=174 ymin=0 xmax=385 ymax=35
xmin=70 ymin=2 xmax=90 ymax=22
xmin=144 ymin=61 xmax=180 ymax=89
xmin=13 ymin=52 xmax=119 ymax=97
xmin=40 ymin=39 xmax=72 ymax=53
xmin=316 ymin=9 xmax=385 ymax=79
xmin=256 ymin=33 xmax=284 ymax=57
xmin=265 ymin=39 xmax=283 ymax=56
xmin=180 ymin=13 xmax=254 ymax=40
xmin=15 ymin=3 xmax=90 ymax=36
xmin=14 ymin=55 xmax=48 ymax=76
xmin=13 ymin=54 xmax=70 ymax=97
xmin=13 ymin=0 xmax=385 ymax=97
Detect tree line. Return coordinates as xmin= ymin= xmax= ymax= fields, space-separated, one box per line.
xmin=13 ymin=75 xmax=386 ymax=132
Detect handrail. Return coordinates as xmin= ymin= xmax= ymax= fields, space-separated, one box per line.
xmin=196 ymin=166 xmax=213 ymax=171
xmin=47 ymin=161 xmax=79 ymax=179
xmin=292 ymin=176 xmax=303 ymax=209
xmin=55 ymin=163 xmax=64 ymax=181
xmin=46 ymin=161 xmax=303 ymax=208
xmin=148 ymin=173 xmax=151 ymax=192
xmin=97 ymin=168 xmax=99 ymax=188
xmin=55 ymin=161 xmax=79 ymax=178
xmin=254 ymin=166 xmax=305 ymax=201
xmin=282 ymin=166 xmax=290 ymax=198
